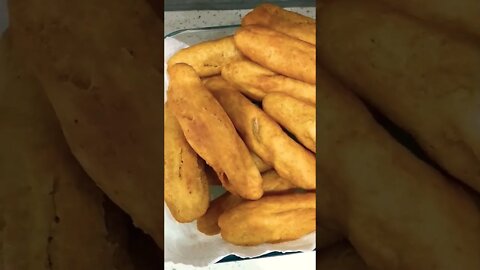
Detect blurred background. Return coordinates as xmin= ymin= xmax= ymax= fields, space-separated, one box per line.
xmin=0 ymin=0 xmax=8 ymax=33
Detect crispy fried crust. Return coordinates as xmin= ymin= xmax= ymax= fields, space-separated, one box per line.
xmin=197 ymin=169 xmax=295 ymax=236
xmin=261 ymin=170 xmax=297 ymax=193
xmin=168 ymin=36 xmax=244 ymax=77
xmin=9 ymin=0 xmax=164 ymax=246
xmin=318 ymin=0 xmax=480 ymax=194
xmin=378 ymin=0 xmax=480 ymax=39
xmin=263 ymin=93 xmax=316 ymax=152
xmin=204 ymin=76 xmax=315 ymax=190
xmin=168 ymin=63 xmax=263 ymax=200
xmin=234 ymin=26 xmax=316 ymax=84
xmin=197 ymin=193 xmax=243 ymax=236
xmin=218 ymin=193 xmax=315 ymax=246
xmin=221 ymin=60 xmax=315 ymax=104
xmin=164 ymin=103 xmax=210 ymax=223
xmin=0 ymin=35 xmax=132 ymax=270
xmin=316 ymin=61 xmax=480 ymax=269
xmin=242 ymin=3 xmax=315 ymax=45
xmin=251 ymin=151 xmax=273 ymax=173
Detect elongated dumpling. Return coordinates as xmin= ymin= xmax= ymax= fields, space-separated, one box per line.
xmin=164 ymin=103 xmax=209 ymax=223
xmin=9 ymin=0 xmax=165 ymax=246
xmin=0 ymin=35 xmax=134 ymax=270
xmin=168 ymin=63 xmax=263 ymax=200
xmin=317 ymin=0 xmax=480 ymax=194
xmin=315 ymin=61 xmax=480 ymax=269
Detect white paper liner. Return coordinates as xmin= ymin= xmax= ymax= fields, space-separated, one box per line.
xmin=164 ymin=36 xmax=315 ymax=267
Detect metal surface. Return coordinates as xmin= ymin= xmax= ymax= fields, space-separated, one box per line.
xmin=165 ymin=0 xmax=315 ymax=11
